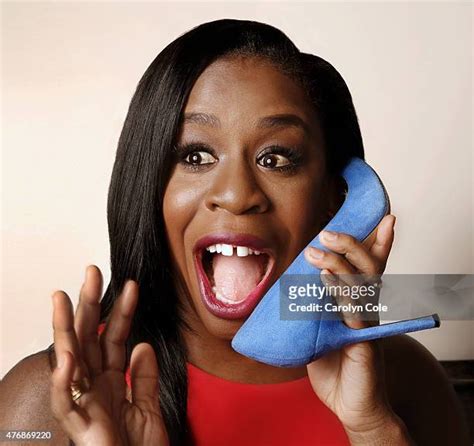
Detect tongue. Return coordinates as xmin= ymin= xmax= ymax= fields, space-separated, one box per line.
xmin=212 ymin=254 xmax=265 ymax=302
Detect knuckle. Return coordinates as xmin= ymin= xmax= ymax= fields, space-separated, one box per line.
xmin=342 ymin=232 xmax=354 ymax=242
xmin=330 ymin=253 xmax=345 ymax=268
xmin=344 ymin=234 xmax=358 ymax=250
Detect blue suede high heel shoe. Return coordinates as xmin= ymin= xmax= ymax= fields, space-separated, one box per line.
xmin=232 ymin=157 xmax=440 ymax=367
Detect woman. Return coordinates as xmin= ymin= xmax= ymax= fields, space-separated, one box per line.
xmin=0 ymin=19 xmax=469 ymax=445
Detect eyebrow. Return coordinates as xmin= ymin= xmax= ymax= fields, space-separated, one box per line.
xmin=183 ymin=112 xmax=220 ymax=127
xmin=183 ymin=112 xmax=309 ymax=133
xmin=257 ymin=114 xmax=309 ymax=132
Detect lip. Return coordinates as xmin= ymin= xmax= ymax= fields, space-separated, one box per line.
xmin=193 ymin=232 xmax=277 ymax=320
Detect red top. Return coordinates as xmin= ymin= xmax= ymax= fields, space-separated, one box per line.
xmin=185 ymin=362 xmax=350 ymax=446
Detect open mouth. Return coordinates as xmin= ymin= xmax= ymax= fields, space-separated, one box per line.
xmin=203 ymin=244 xmax=271 ymax=304
xmin=193 ymin=234 xmax=276 ymax=320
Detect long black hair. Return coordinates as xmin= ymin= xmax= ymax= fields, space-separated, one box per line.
xmin=98 ymin=19 xmax=364 ymax=445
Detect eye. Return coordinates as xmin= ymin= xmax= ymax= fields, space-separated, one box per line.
xmin=256 ymin=145 xmax=303 ymax=172
xmin=257 ymin=153 xmax=291 ymax=169
xmin=174 ymin=143 xmax=218 ymax=171
xmin=184 ymin=150 xmax=217 ymax=166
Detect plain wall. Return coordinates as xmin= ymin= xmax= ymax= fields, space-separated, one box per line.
xmin=1 ymin=1 xmax=473 ymax=377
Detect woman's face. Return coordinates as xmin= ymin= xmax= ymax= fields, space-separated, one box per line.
xmin=163 ymin=56 xmax=337 ymax=340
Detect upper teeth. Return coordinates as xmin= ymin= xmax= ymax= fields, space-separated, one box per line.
xmin=205 ymin=244 xmax=261 ymax=257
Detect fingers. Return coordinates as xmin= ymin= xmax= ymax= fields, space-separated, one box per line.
xmin=304 ymin=224 xmax=391 ymax=329
xmin=369 ymin=215 xmax=396 ymax=268
xmin=74 ymin=265 xmax=103 ymax=377
xmin=130 ymin=343 xmax=161 ymax=414
xmin=305 ymin=216 xmax=397 ymax=279
xmin=51 ymin=351 xmax=88 ymax=440
xmin=304 ymin=241 xmax=361 ymax=289
xmin=52 ymin=290 xmax=89 ymax=383
xmin=318 ymin=231 xmax=379 ymax=276
xmin=320 ymin=270 xmax=377 ymax=329
xmin=100 ymin=280 xmax=138 ymax=373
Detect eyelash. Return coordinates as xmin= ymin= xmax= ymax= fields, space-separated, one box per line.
xmin=257 ymin=146 xmax=304 ymax=173
xmin=173 ymin=143 xmax=304 ymax=173
xmin=173 ymin=143 xmax=217 ymax=172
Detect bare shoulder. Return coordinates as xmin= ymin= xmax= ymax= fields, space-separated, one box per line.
xmin=381 ymin=334 xmax=470 ymax=445
xmin=0 ymin=346 xmax=70 ymax=445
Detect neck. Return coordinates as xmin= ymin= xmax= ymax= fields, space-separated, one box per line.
xmin=181 ymin=321 xmax=308 ymax=384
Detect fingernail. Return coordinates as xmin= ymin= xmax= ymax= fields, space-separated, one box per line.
xmin=321 ymin=230 xmax=337 ymax=241
xmin=309 ymin=247 xmax=324 ymax=260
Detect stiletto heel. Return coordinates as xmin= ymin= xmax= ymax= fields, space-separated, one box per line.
xmin=312 ymin=314 xmax=440 ymax=360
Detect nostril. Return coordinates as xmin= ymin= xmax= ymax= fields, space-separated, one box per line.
xmin=246 ymin=204 xmax=265 ymax=215
xmin=204 ymin=176 xmax=270 ymax=215
xmin=207 ymin=198 xmax=269 ymax=215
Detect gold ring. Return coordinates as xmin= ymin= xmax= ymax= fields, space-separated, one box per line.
xmin=70 ymin=376 xmax=90 ymax=402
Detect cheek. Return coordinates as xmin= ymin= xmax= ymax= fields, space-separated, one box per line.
xmin=163 ymin=176 xmax=204 ymax=268
xmin=281 ymin=176 xmax=327 ymax=233
xmin=163 ymin=175 xmax=203 ymax=229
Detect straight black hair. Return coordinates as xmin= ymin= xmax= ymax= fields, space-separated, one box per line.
xmin=97 ymin=18 xmax=364 ymax=444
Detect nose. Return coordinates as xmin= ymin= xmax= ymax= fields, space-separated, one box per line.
xmin=204 ymin=158 xmax=270 ymax=215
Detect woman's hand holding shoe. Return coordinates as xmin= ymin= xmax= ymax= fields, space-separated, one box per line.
xmin=304 ymin=215 xmax=415 ymax=445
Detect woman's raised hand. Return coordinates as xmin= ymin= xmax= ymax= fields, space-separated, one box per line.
xmin=50 ymin=266 xmax=169 ymax=446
